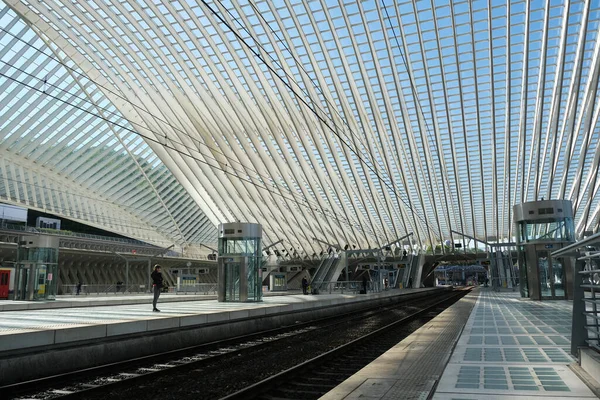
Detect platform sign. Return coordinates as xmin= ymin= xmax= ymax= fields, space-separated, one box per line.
xmin=545 ymin=244 xmax=554 ymax=249
xmin=180 ymin=274 xmax=196 ymax=286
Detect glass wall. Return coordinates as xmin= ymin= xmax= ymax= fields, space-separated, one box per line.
xmin=218 ymin=236 xmax=262 ymax=302
xmin=219 ymin=238 xmax=260 ymax=255
xmin=16 ymin=242 xmax=59 ymax=301
xmin=518 ymin=246 xmax=528 ymax=298
xmin=518 ymin=218 xmax=574 ymax=243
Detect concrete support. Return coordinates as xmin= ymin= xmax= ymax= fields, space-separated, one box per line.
xmin=413 ymin=253 xmax=425 ymax=288
xmin=147 ymin=260 xmax=152 ymax=292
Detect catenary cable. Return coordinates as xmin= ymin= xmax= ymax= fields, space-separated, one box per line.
xmin=199 ymin=0 xmax=438 ymax=238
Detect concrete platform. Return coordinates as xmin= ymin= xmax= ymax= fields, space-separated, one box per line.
xmin=321 ymin=288 xmax=478 ymax=400
xmin=321 ymin=288 xmax=599 ymax=400
xmin=0 ymin=293 xmax=214 ymax=311
xmin=432 ymin=290 xmax=597 ymax=399
xmin=0 ymin=287 xmax=442 ymax=385
xmin=0 ymin=290 xmax=297 ymax=311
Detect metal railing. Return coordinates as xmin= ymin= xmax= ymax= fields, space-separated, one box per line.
xmin=311 ymin=280 xmax=365 ymax=295
xmin=578 ymin=255 xmax=600 ymax=353
xmin=0 ymin=221 xmax=218 ymax=261
xmin=0 ymin=221 xmax=151 ymax=245
xmin=174 ymin=283 xmax=217 ymax=295
xmin=60 ymin=283 xmax=149 ymax=296
xmin=552 ymin=231 xmax=600 ymax=356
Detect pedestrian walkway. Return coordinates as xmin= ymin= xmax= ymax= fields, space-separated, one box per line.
xmin=0 ymin=289 xmax=304 ymax=311
xmin=0 ymin=293 xmax=213 ymax=311
xmin=321 ymin=288 xmax=598 ymax=400
xmin=432 ymin=290 xmax=597 ymax=399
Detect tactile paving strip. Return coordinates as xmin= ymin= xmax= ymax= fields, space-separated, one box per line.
xmin=432 ymin=290 xmax=596 ymax=399
xmin=460 ymin=346 xmax=573 ymax=363
xmin=455 ymin=365 xmax=570 ymax=391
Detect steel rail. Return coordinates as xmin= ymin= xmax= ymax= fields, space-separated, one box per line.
xmin=221 ymin=289 xmax=470 ymax=400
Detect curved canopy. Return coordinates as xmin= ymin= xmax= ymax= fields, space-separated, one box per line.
xmin=2 ymin=0 xmax=600 ymax=256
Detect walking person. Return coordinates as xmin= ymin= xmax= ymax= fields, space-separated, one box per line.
xmin=151 ymin=264 xmax=163 ymax=312
xmin=301 ymin=276 xmax=308 ymax=295
xmin=76 ymin=282 xmax=82 ymax=295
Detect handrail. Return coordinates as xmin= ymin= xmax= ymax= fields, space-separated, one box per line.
xmin=553 ymin=233 xmax=600 ymax=357
xmin=576 ymin=261 xmax=600 ymax=354
xmin=314 ymin=280 xmax=364 ymax=295
xmin=60 ymin=283 xmax=148 ymax=295
xmin=175 ymin=283 xmax=217 ymax=295
xmin=0 ymin=221 xmax=218 ymax=260
xmin=551 ymin=230 xmax=600 ymax=257
xmin=0 ymin=222 xmax=153 ymax=246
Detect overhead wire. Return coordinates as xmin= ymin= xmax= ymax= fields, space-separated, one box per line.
xmin=0 ymin=3 xmax=433 ymax=245
xmin=379 ymin=0 xmax=454 ymax=243
xmin=1 ymin=5 xmax=413 ymax=245
xmin=201 ymin=0 xmax=439 ymax=238
xmin=225 ymin=0 xmax=404 ymax=244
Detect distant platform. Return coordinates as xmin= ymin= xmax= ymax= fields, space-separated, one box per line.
xmin=0 ymin=293 xmax=214 ymax=311
xmin=0 ymin=287 xmax=439 ymax=354
xmin=0 ymin=287 xmax=443 ymax=385
xmin=0 ymin=289 xmax=302 ymax=312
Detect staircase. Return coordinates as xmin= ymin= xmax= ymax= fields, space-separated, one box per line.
xmin=310 ymin=251 xmax=347 ymax=293
xmin=403 ymin=253 xmax=423 ymax=288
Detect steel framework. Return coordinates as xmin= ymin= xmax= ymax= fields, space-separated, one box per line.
xmin=1 ymin=1 xmax=600 ymax=257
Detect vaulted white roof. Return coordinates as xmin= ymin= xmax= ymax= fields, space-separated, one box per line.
xmin=1 ymin=0 xmax=600 ymax=255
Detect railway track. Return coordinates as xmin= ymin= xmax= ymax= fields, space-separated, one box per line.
xmin=222 ymin=289 xmax=469 ymax=400
xmin=3 ymin=288 xmax=466 ymax=400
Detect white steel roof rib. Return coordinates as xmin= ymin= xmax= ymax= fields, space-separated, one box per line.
xmin=2 ymin=0 xmax=600 ymax=254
